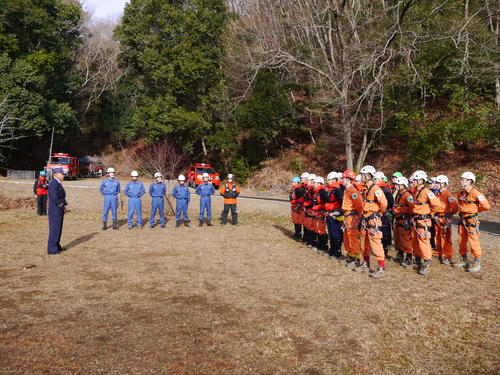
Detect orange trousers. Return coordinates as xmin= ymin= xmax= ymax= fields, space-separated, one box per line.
xmin=304 ymin=215 xmax=315 ymax=232
xmin=291 ymin=209 xmax=301 ymax=225
xmin=360 ymin=216 xmax=384 ymax=262
xmin=343 ymin=215 xmax=360 ymax=256
xmin=458 ymin=217 xmax=482 ymax=258
xmin=411 ymin=218 xmax=432 ymax=260
xmin=314 ymin=217 xmax=327 ymax=235
xmin=435 ymin=217 xmax=453 ymax=259
xmin=394 ymin=223 xmax=412 ymax=254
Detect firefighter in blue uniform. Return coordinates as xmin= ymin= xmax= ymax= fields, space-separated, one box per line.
xmin=124 ymin=170 xmax=146 ymax=229
xmin=196 ymin=172 xmax=215 ymax=226
xmin=47 ymin=168 xmax=67 ymax=255
xmin=149 ymin=172 xmax=167 ymax=228
xmin=99 ymin=167 xmax=121 ymax=230
xmin=172 ymin=174 xmax=191 ymax=227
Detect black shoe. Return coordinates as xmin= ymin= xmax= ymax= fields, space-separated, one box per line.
xmin=102 ymin=222 xmax=107 ymax=230
xmin=221 ymin=222 xmax=226 ymax=226
xmin=58 ymin=247 xmax=67 ymax=252
xmin=199 ymin=220 xmax=203 ymax=227
xmin=112 ymin=221 xmax=119 ymax=230
xmin=160 ymin=224 xmax=166 ymax=228
xmin=206 ymin=220 xmax=213 ymax=226
xmin=48 ymin=252 xmax=60 ymax=256
xmin=176 ymin=221 xmax=181 ymax=228
xmin=184 ymin=221 xmax=190 ymax=227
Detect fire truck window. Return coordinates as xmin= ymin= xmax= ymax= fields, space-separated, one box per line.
xmin=196 ymin=168 xmax=215 ymax=174
xmin=52 ymin=157 xmax=70 ymax=164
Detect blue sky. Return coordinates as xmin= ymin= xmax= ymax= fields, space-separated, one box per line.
xmin=83 ymin=0 xmax=129 ymax=19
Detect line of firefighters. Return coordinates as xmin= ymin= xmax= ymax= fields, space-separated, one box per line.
xmin=289 ymin=166 xmax=491 ymax=278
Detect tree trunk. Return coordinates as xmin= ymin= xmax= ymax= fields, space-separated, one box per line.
xmin=344 ymin=122 xmax=353 ymax=170
xmin=201 ymin=137 xmax=207 ymax=156
xmin=496 ymin=77 xmax=500 ymax=111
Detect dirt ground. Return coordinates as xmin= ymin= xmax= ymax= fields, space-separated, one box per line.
xmin=0 ymin=178 xmax=498 ymax=375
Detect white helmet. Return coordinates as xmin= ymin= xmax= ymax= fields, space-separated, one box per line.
xmin=178 ymin=174 xmax=186 ymax=181
xmin=202 ymin=172 xmax=210 ymax=178
xmin=395 ymin=176 xmax=409 ymax=187
xmin=435 ymin=175 xmax=449 ymax=185
xmin=412 ymin=170 xmax=428 ymax=181
xmin=301 ymin=172 xmax=310 ymax=179
xmin=131 ymin=170 xmax=139 ymax=177
xmin=460 ymin=171 xmax=475 ymax=182
xmin=315 ymin=176 xmax=325 ymax=184
xmin=227 ymin=173 xmax=234 ymax=179
xmin=374 ymin=171 xmax=385 ymax=180
xmin=327 ymin=172 xmax=336 ymax=180
xmin=360 ymin=165 xmax=376 ymax=175
xmin=307 ymin=173 xmax=316 ymax=181
xmin=355 ymin=175 xmax=362 ymax=182
xmin=107 ymin=167 xmax=115 ymax=173
xmin=335 ymin=172 xmax=343 ymax=179
xmin=154 ymin=172 xmax=162 ymax=178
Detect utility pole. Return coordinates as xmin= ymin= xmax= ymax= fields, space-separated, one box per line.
xmin=48 ymin=127 xmax=54 ymax=164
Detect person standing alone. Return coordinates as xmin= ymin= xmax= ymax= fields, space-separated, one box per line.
xmin=220 ymin=174 xmax=240 ymax=225
xmin=34 ymin=171 xmax=48 ymax=215
xmin=47 ymin=168 xmax=68 ymax=255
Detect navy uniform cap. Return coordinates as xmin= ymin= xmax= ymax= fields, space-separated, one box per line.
xmin=52 ymin=168 xmax=67 ymax=175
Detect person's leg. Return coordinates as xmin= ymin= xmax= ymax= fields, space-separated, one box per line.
xmin=47 ymin=213 xmax=62 ymax=254
xmin=102 ymin=196 xmax=110 ymax=222
xmin=127 ymin=199 xmax=134 ymax=227
xmin=231 ymin=204 xmax=238 ymax=224
xmin=111 ymin=196 xmax=118 ymax=222
xmin=221 ymin=203 xmax=229 ymax=224
xmin=41 ymin=195 xmax=47 ymax=215
xmin=136 ymin=199 xmax=142 ymax=227
xmin=57 ymin=214 xmax=64 ymax=249
xmin=206 ymin=198 xmax=212 ymax=221
xmin=36 ymin=196 xmax=42 ymax=215
xmin=159 ymin=199 xmax=165 ymax=226
xmin=150 ymin=198 xmax=158 ymax=227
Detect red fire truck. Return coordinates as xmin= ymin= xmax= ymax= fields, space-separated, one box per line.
xmin=186 ymin=163 xmax=220 ymax=188
xmin=45 ymin=153 xmax=80 ymax=179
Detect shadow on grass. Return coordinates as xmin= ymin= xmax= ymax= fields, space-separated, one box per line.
xmin=64 ymin=232 xmax=99 ymax=250
xmin=273 ymin=224 xmax=296 ymax=240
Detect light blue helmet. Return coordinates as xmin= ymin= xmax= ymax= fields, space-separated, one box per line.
xmin=39 ymin=171 xmax=46 ymax=176
xmin=291 ymin=176 xmax=300 ymax=183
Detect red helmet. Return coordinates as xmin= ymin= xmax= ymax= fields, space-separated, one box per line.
xmin=342 ymin=169 xmax=356 ymax=179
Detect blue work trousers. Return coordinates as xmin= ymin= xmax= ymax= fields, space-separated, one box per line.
xmin=175 ymin=199 xmax=189 ymax=221
xmin=47 ymin=211 xmax=64 ymax=254
xmin=127 ymin=197 xmax=142 ymax=227
xmin=150 ymin=197 xmax=165 ymax=226
xmin=199 ymin=197 xmax=212 ymax=220
xmin=102 ymin=195 xmax=118 ymax=222
xmin=326 ymin=216 xmax=343 ymax=241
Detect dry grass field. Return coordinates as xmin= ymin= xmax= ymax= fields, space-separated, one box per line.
xmin=0 ymin=178 xmax=498 ymax=375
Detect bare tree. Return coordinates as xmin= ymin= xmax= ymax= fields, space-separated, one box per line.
xmin=74 ymin=14 xmax=125 ymax=114
xmin=0 ymin=97 xmax=23 ymax=161
xmin=225 ymin=0 xmax=469 ymax=170
xmin=134 ymin=140 xmax=187 ymax=180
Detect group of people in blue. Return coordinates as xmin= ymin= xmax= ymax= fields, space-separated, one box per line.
xmin=99 ymin=168 xmax=216 ymax=229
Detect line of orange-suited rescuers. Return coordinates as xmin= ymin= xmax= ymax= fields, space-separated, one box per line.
xmin=288 ymin=166 xmax=491 ymax=278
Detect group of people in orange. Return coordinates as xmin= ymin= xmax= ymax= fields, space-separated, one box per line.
xmin=289 ymin=166 xmax=491 ymax=278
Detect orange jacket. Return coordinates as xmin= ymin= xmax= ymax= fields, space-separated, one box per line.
xmin=220 ymin=182 xmax=240 ymax=204
xmin=341 ymin=185 xmax=363 ymax=215
xmin=458 ymin=187 xmax=490 ymax=215
xmin=409 ymin=185 xmax=444 ymax=215
xmin=361 ymin=181 xmax=387 ymax=217
xmin=392 ymin=189 xmax=412 ymax=217
xmin=433 ymin=188 xmax=459 ymax=216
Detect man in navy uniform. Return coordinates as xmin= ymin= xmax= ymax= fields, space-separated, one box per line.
xmin=149 ymin=172 xmax=167 ymax=228
xmin=47 ymin=168 xmax=68 ymax=255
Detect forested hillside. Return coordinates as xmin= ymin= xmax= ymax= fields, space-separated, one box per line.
xmin=0 ymin=0 xmax=498 ymax=186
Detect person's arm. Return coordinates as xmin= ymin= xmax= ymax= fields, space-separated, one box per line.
xmin=117 ymin=181 xmax=121 ymax=195
xmin=428 ymin=190 xmax=445 ymax=212
xmin=220 ymin=184 xmax=226 ymax=197
xmin=209 ymin=184 xmax=215 ymax=195
xmin=375 ymin=187 xmax=388 ymax=213
xmin=33 ymin=180 xmax=38 ymax=196
xmin=235 ymin=185 xmax=240 ymax=197
xmin=124 ymin=182 xmax=130 ymax=197
xmin=149 ymin=184 xmax=154 ymax=197
xmin=195 ymin=184 xmax=201 ymax=195
xmin=475 ymin=190 xmax=491 ymax=212
xmin=172 ymin=186 xmax=178 ymax=199
xmin=187 ymin=187 xmax=191 ymax=203
xmin=99 ymin=180 xmax=105 ymax=195
xmin=139 ymin=182 xmax=146 ymax=197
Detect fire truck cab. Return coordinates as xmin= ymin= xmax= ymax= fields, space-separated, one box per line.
xmin=45 ymin=153 xmax=79 ymax=180
xmin=186 ymin=163 xmax=220 ymax=188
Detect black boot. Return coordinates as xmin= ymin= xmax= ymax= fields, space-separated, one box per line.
xmin=330 ymin=239 xmax=342 ymax=259
xmin=303 ymin=230 xmax=310 ymax=246
xmin=102 ymin=221 xmax=107 ymax=230
xmin=176 ymin=220 xmax=181 ymax=228
xmin=401 ymin=253 xmax=413 ymax=267
xmin=418 ymin=260 xmax=431 ymax=275
xmin=206 ymin=220 xmax=213 ymax=226
xmin=396 ymin=251 xmax=404 ymax=263
xmin=413 ymin=256 xmax=422 ymax=271
xmin=318 ymin=234 xmax=328 ymax=254
xmin=112 ymin=221 xmax=118 ymax=230
xmin=184 ymin=220 xmax=190 ymax=227
xmin=293 ymin=224 xmax=302 ymax=240
xmin=199 ymin=220 xmax=203 ymax=227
